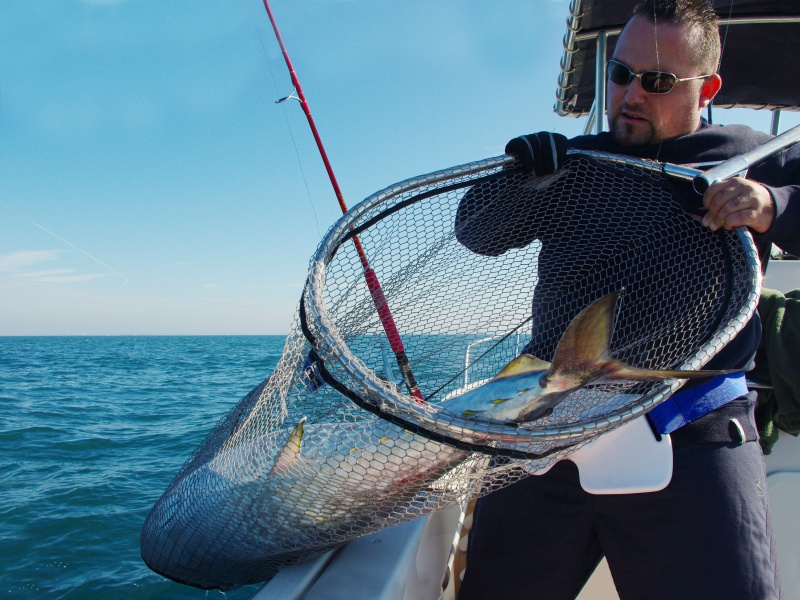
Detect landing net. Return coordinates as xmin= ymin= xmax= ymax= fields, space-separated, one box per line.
xmin=141 ymin=152 xmax=760 ymax=590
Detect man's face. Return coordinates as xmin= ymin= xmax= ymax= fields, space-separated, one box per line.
xmin=606 ymin=15 xmax=716 ymax=146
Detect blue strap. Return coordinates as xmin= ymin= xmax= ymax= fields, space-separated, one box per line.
xmin=648 ymin=372 xmax=749 ymax=435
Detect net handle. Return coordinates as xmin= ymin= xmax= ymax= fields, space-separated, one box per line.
xmin=694 ymin=124 xmax=800 ymax=193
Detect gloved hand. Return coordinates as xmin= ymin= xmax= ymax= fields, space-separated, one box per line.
xmin=505 ymin=132 xmax=568 ymax=175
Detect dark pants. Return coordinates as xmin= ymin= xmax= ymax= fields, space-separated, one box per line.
xmin=459 ymin=394 xmax=783 ymax=600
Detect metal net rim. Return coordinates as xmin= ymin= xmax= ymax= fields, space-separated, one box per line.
xmin=304 ymin=152 xmax=762 ymax=446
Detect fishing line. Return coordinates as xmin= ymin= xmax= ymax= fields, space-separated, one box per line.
xmin=653 ymin=4 xmax=665 ymax=162
xmin=255 ymin=26 xmax=323 ymax=239
xmin=712 ymin=0 xmax=736 ymax=125
xmin=0 ymin=201 xmax=129 ymax=290
xmin=719 ymin=2 xmax=735 ymax=73
xmin=424 ymin=315 xmax=533 ymax=403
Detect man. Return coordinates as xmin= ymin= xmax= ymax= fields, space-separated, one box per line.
xmin=456 ymin=1 xmax=799 ymax=598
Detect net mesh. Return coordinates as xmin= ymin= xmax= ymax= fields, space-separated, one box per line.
xmin=140 ymin=153 xmax=759 ymax=590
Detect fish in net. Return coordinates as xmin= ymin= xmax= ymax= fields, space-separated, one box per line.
xmin=140 ymin=151 xmax=760 ymax=590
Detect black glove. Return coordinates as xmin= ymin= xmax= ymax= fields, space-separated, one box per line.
xmin=505 ymin=132 xmax=568 ymax=175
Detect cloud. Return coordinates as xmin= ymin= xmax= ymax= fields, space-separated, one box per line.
xmin=17 ymin=269 xmax=73 ymax=278
xmin=16 ymin=269 xmax=105 ymax=284
xmin=0 ymin=250 xmax=60 ymax=272
xmin=0 ymin=250 xmax=103 ymax=284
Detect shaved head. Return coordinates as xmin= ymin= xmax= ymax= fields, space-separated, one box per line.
xmin=632 ymin=0 xmax=721 ymax=73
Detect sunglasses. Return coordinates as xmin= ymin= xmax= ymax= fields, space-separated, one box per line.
xmin=606 ymin=59 xmax=711 ymax=94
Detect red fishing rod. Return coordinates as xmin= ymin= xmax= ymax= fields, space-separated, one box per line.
xmin=261 ymin=0 xmax=423 ymax=400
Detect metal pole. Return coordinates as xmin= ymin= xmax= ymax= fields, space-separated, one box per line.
xmin=594 ymin=31 xmax=607 ymax=134
xmin=583 ymin=102 xmax=597 ymax=135
xmin=771 ymin=109 xmax=782 ymax=136
xmin=694 ymin=124 xmax=800 ymax=193
xmin=261 ymin=0 xmax=423 ymax=400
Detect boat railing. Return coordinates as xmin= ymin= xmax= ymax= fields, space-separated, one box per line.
xmin=462 ymin=333 xmax=524 ymax=388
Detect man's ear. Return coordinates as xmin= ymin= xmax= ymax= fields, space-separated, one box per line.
xmin=699 ymin=73 xmax=722 ymax=108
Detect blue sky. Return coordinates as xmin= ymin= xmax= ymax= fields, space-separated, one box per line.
xmin=1 ymin=0 xmax=797 ymax=335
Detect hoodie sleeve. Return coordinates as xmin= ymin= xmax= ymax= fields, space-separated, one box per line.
xmin=750 ymin=139 xmax=800 ymax=256
xmin=760 ymin=184 xmax=800 ymax=255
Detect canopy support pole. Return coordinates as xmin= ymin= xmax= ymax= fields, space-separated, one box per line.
xmin=594 ymin=32 xmax=607 ymax=134
xmin=771 ymin=110 xmax=782 ymax=136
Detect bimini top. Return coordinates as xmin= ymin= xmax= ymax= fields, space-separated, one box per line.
xmin=555 ymin=0 xmax=800 ymax=117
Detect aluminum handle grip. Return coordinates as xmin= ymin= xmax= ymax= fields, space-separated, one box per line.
xmin=693 ymin=124 xmax=800 ymax=194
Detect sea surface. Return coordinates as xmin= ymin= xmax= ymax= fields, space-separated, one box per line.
xmin=0 ymin=336 xmax=287 ymax=599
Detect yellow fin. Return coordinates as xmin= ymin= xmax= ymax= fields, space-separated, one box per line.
xmin=546 ymin=291 xmax=738 ymax=386
xmin=492 ymin=354 xmax=551 ymax=380
xmin=270 ymin=417 xmax=306 ymax=476
xmin=547 ymin=291 xmax=619 ymax=382
xmin=462 ymin=409 xmax=484 ymax=416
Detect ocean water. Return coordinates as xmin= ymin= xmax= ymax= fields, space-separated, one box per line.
xmin=0 ymin=336 xmax=286 ymax=599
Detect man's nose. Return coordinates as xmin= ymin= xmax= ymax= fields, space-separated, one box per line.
xmin=624 ymin=77 xmax=647 ymax=103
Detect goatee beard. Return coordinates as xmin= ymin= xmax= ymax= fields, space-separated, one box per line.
xmin=610 ymin=114 xmax=656 ymax=147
